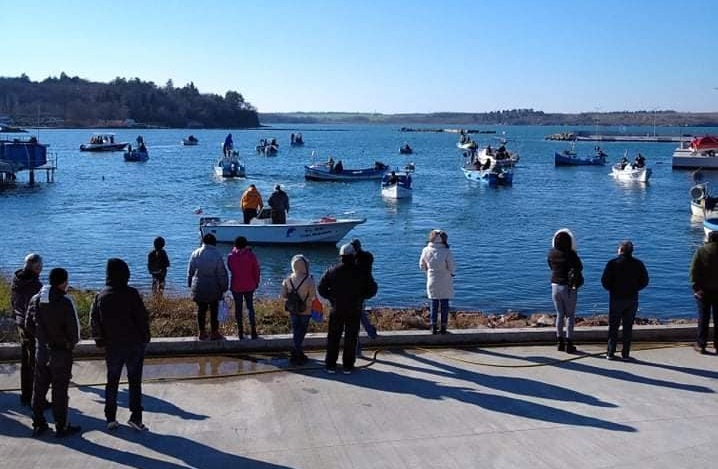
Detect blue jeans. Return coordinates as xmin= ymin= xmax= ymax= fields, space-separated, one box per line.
xmin=430 ymin=299 xmax=450 ymax=328
xmin=104 ymin=343 xmax=146 ymax=423
xmin=232 ymin=291 xmax=256 ymax=330
xmin=551 ymin=284 xmax=577 ymax=339
xmin=290 ymin=314 xmax=311 ymax=356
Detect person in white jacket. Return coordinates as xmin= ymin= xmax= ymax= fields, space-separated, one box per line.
xmin=419 ymin=230 xmax=456 ymax=334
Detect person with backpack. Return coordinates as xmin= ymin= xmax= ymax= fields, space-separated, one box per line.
xmin=227 ymin=236 xmax=261 ymax=339
xmin=147 ymin=236 xmax=170 ymax=294
xmin=281 ymin=254 xmax=316 ymax=365
xmin=547 ymin=228 xmax=584 ymax=354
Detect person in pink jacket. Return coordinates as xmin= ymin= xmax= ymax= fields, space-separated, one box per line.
xmin=227 ymin=236 xmax=261 ymax=339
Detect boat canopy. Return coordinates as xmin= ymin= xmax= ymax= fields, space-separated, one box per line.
xmin=691 ymin=136 xmax=718 ymax=151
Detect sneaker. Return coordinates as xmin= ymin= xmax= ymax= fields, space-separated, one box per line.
xmin=693 ymin=343 xmax=707 ymax=355
xmin=606 ymin=353 xmax=618 ymax=361
xmin=198 ymin=331 xmax=209 ymax=341
xmin=343 ymin=367 xmax=354 ymax=375
xmin=55 ymin=424 xmax=81 ymax=438
xmin=107 ymin=421 xmax=120 ymax=431
xmin=32 ymin=423 xmax=50 ymax=437
xmin=325 ymin=367 xmax=336 ymax=374
xmin=127 ymin=419 xmax=148 ymax=432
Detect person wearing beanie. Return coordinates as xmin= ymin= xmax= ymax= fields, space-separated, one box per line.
xmin=147 ymin=236 xmax=170 ymax=294
xmin=318 ymin=243 xmax=378 ymax=374
xmin=601 ymin=240 xmax=649 ymax=360
xmin=268 ymin=184 xmax=290 ymax=224
xmin=419 ymin=230 xmax=456 ymax=335
xmin=91 ymin=258 xmax=151 ymax=431
xmin=25 ymin=267 xmax=81 ymax=437
xmin=11 ymin=253 xmax=44 ymax=407
xmin=187 ymin=233 xmax=229 ymax=340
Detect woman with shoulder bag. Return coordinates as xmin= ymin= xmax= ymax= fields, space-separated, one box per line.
xmin=280 ymin=255 xmax=316 ymax=365
xmin=547 ymin=229 xmax=584 ymax=353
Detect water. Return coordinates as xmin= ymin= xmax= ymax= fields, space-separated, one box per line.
xmin=1 ymin=125 xmax=714 ymax=319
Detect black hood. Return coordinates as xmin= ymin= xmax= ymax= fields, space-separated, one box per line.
xmin=106 ymin=258 xmax=130 ymax=287
xmin=13 ymin=268 xmax=39 ymax=288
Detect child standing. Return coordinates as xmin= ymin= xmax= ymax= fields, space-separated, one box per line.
xmin=147 ymin=236 xmax=170 ymax=294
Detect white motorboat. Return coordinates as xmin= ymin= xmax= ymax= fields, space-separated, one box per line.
xmin=690 ymin=183 xmax=718 ymax=218
xmin=672 ymin=136 xmax=718 ymax=169
xmin=199 ymin=209 xmax=366 ymax=245
xmin=79 ymin=133 xmax=128 ymax=152
xmin=610 ymin=163 xmax=651 ymax=183
xmin=381 ymin=169 xmax=413 ymax=199
xmin=214 ymin=154 xmax=245 ymax=178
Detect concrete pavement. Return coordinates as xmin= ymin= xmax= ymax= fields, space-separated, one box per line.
xmin=1 ymin=343 xmax=716 ymax=468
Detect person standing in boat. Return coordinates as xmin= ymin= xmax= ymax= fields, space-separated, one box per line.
xmin=268 ymin=184 xmax=290 ymax=224
xmin=419 ymin=230 xmax=456 ymax=335
xmin=601 ymin=240 xmax=649 ymax=360
xmin=547 ymin=229 xmax=583 ymax=353
xmin=223 ymin=133 xmax=234 ymax=157
xmin=187 ymin=233 xmax=229 ymax=341
xmin=240 ymin=184 xmax=264 ymax=224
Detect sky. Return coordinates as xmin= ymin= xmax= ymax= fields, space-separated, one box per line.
xmin=2 ymin=0 xmax=717 ymax=114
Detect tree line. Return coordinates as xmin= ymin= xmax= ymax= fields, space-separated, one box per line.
xmin=0 ymin=73 xmax=259 ymax=128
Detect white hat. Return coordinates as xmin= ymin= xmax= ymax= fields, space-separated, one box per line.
xmin=339 ymin=243 xmax=355 ymax=256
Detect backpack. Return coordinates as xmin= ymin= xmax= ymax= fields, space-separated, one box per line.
xmin=285 ymin=276 xmax=309 ymax=314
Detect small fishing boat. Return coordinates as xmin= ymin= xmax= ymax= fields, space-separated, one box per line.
xmin=690 ymin=183 xmax=718 ymax=218
xmin=475 ymin=145 xmax=519 ymax=168
xmin=672 ymin=135 xmax=718 ymax=169
xmin=610 ymin=155 xmax=651 ymax=182
xmin=123 ymin=148 xmax=149 ymax=162
xmin=214 ymin=153 xmax=245 ymax=178
xmin=182 ymin=135 xmax=199 ymax=146
xmin=381 ymin=166 xmax=414 ymax=199
xmin=305 ymin=161 xmax=390 ymax=181
xmin=256 ymin=138 xmax=279 ymax=155
xmin=199 ymin=209 xmax=366 ymax=245
xmin=79 ymin=133 xmax=128 ymax=152
xmin=554 ymin=147 xmax=607 ymax=166
xmin=399 ymin=143 xmax=413 ymax=155
xmin=461 ymin=156 xmax=513 ymax=186
xmin=290 ymin=133 xmax=304 ymax=146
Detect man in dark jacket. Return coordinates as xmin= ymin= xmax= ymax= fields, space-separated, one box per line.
xmin=267 ymin=184 xmax=290 ymax=224
xmin=11 ymin=253 xmax=43 ymax=406
xmin=26 ymin=267 xmax=81 ymax=437
xmin=319 ymin=243 xmax=378 ymax=374
xmin=601 ymin=240 xmax=649 ymax=360
xmin=689 ymin=231 xmax=718 ymax=354
xmin=350 ymin=239 xmax=378 ymax=351
xmin=91 ymin=258 xmax=151 ymax=431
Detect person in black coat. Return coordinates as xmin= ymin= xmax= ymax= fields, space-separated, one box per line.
xmin=26 ymin=268 xmax=81 ymax=437
xmin=547 ymin=230 xmax=583 ymax=353
xmin=91 ymin=258 xmax=151 ymax=431
xmin=268 ymin=184 xmax=290 ymax=224
xmin=11 ymin=253 xmax=44 ymax=406
xmin=601 ymin=240 xmax=649 ymax=360
xmin=319 ymin=243 xmax=377 ymax=374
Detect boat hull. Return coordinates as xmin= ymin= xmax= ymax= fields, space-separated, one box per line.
xmin=80 ymin=143 xmax=128 ymax=152
xmin=554 ymin=152 xmax=606 ymax=166
xmin=703 ymin=218 xmax=718 ymax=240
xmin=304 ymin=164 xmax=389 ymax=181
xmin=672 ymin=148 xmax=718 ymax=169
xmin=381 ymin=183 xmax=412 ymax=199
xmin=182 ymin=139 xmax=199 ymax=146
xmin=611 ymin=165 xmax=651 ymax=182
xmin=123 ymin=150 xmax=149 ymax=162
xmin=461 ymin=167 xmax=513 ymax=186
xmin=199 ymin=217 xmax=366 ymax=244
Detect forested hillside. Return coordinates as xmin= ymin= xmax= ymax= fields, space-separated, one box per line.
xmin=0 ymin=74 xmax=259 ymax=128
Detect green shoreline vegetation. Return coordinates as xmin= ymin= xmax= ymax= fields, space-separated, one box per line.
xmin=0 ymin=276 xmax=691 ymax=343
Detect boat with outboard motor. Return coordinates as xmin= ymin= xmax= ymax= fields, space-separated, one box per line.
xmin=256 ymin=138 xmax=279 ymax=155
xmin=461 ymin=156 xmax=513 ymax=186
xmin=305 ymin=160 xmax=390 ymax=181
xmin=611 ymin=154 xmax=651 ymax=182
xmin=182 ymin=135 xmax=199 ymax=146
xmin=690 ymin=183 xmax=718 ymax=218
xmin=381 ymin=164 xmax=415 ymax=199
xmin=80 ymin=133 xmax=128 ymax=152
xmin=554 ymin=146 xmax=607 ymax=166
xmin=215 ymin=152 xmax=245 ymax=178
xmin=672 ymin=135 xmax=718 ymax=169
xmin=199 ymin=208 xmax=366 ymax=245
xmin=124 ymin=136 xmax=149 ymax=162
xmin=399 ymin=143 xmax=413 ymax=155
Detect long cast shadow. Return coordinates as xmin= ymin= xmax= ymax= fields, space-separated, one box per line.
xmin=0 ymin=392 xmax=294 ymax=469
xmin=79 ymin=385 xmax=209 ymax=421
xmin=373 ymin=350 xmax=616 ymax=408
xmin=470 ymin=348 xmax=715 ymax=394
xmin=309 ymin=364 xmax=636 ymax=432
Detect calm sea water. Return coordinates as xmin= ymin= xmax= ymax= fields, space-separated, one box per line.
xmin=1 ymin=124 xmax=715 ymax=319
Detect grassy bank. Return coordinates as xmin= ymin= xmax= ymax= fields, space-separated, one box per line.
xmin=0 ymin=276 xmax=690 ymax=342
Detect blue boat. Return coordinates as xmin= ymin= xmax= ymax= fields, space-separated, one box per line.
xmin=304 ymin=161 xmax=390 ymax=181
xmin=0 ymin=138 xmax=47 ymax=171
xmin=554 ymin=148 xmax=607 ymax=166
xmin=461 ymin=166 xmax=513 ymax=186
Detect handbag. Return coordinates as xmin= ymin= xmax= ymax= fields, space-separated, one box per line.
xmin=310 ymin=298 xmax=324 ymax=322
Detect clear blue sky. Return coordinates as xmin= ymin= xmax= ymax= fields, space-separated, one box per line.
xmin=2 ymin=0 xmax=716 ymax=114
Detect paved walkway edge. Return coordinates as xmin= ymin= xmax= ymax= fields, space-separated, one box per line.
xmin=0 ymin=325 xmax=697 ymax=360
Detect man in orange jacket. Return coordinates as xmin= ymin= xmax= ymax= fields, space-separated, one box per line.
xmin=240 ymin=184 xmax=263 ymax=224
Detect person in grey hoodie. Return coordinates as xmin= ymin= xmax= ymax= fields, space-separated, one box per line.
xmin=91 ymin=258 xmax=150 ymax=431
xmin=187 ymin=233 xmax=229 ymax=340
